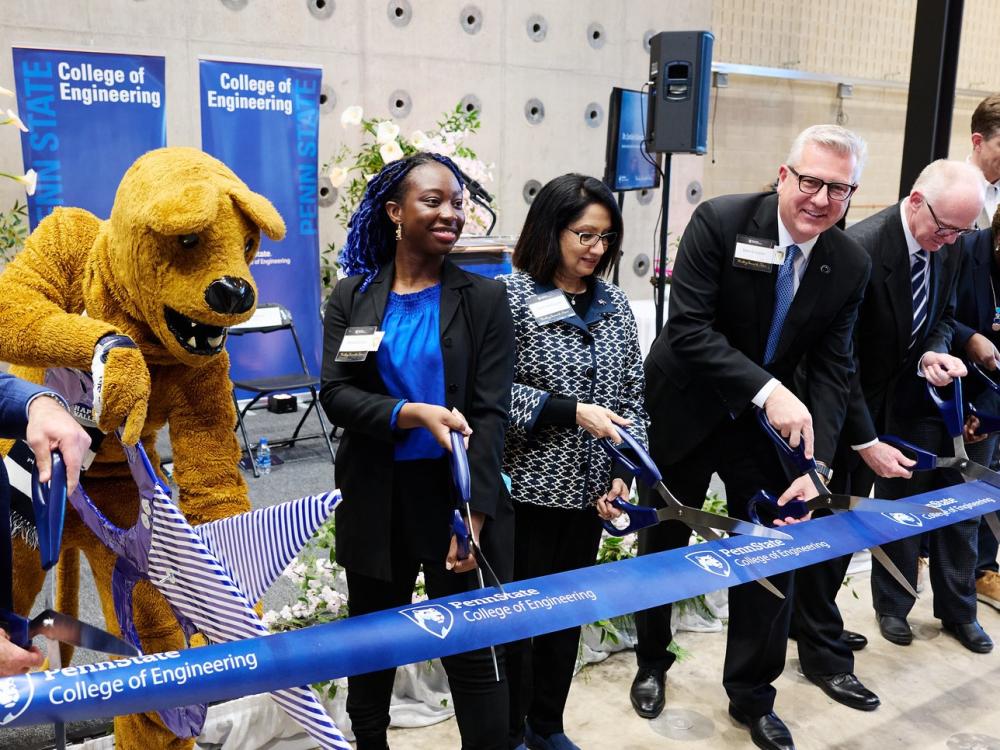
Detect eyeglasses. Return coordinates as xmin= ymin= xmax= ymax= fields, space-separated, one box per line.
xmin=924 ymin=201 xmax=975 ymax=238
xmin=566 ymin=228 xmax=618 ymax=249
xmin=787 ymin=166 xmax=857 ymax=202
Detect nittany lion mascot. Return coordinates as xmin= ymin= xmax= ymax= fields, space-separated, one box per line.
xmin=0 ymin=146 xmax=284 ymax=749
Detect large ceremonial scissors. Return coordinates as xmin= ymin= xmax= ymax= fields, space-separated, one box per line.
xmin=753 ymin=408 xmax=931 ymax=600
xmin=597 ymin=426 xmax=790 ymax=599
xmin=879 ymin=374 xmax=1000 ymax=542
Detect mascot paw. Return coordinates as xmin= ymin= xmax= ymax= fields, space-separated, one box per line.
xmin=93 ymin=335 xmax=151 ymax=445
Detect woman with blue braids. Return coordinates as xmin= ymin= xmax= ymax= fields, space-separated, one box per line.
xmin=320 ymin=152 xmax=515 ymax=749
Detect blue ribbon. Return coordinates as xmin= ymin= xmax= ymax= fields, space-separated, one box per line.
xmin=2 ymin=480 xmax=997 ymax=729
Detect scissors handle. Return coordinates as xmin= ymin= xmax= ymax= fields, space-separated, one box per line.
xmin=968 ymin=403 xmax=1000 ymax=436
xmin=598 ymin=426 xmax=662 ymax=487
xmin=926 ymin=378 xmax=966 ymax=439
xmin=599 ymin=497 xmax=662 ymax=536
xmin=449 ymin=430 xmax=472 ymax=504
xmin=970 ymin=362 xmax=1000 ymax=395
xmin=747 ymin=490 xmax=809 ymax=527
xmin=878 ymin=434 xmax=939 ymax=471
xmin=754 ymin=407 xmax=816 ymax=475
xmin=0 ymin=610 xmax=31 ymax=649
xmin=450 ymin=508 xmax=471 ymax=560
xmin=31 ymin=449 xmax=67 ymax=570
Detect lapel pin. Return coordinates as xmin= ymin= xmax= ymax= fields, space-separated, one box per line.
xmin=820 ymin=264 xmax=831 ymax=274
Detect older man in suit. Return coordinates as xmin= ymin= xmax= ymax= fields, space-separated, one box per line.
xmin=630 ymin=125 xmax=871 ymax=750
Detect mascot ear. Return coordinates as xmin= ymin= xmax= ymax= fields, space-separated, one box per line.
xmin=230 ymin=188 xmax=286 ymax=241
xmin=145 ymin=183 xmax=220 ymax=235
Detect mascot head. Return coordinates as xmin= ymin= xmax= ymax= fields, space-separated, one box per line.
xmin=96 ymin=146 xmax=285 ymax=367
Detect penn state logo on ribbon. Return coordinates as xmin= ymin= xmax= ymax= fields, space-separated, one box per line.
xmin=0 ymin=676 xmax=34 ymax=726
xmin=399 ymin=605 xmax=454 ymax=639
xmin=882 ymin=512 xmax=923 ymax=528
xmin=685 ymin=550 xmax=731 ymax=578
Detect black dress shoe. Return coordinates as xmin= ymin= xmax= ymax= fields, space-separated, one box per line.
xmin=728 ymin=705 xmax=795 ymax=750
xmin=876 ymin=614 xmax=913 ymax=645
xmin=630 ymin=667 xmax=665 ymax=719
xmin=840 ymin=630 xmax=868 ymax=651
xmin=805 ymin=672 xmax=880 ymax=711
xmin=942 ymin=621 xmax=994 ymax=653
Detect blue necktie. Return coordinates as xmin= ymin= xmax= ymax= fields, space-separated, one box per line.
xmin=909 ymin=249 xmax=928 ymax=350
xmin=764 ymin=244 xmax=800 ymax=364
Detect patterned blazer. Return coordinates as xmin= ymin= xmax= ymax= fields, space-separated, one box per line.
xmin=500 ymin=270 xmax=648 ymax=509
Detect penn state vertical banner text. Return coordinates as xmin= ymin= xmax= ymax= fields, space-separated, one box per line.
xmin=12 ymin=47 xmax=166 ymax=228
xmin=199 ymin=57 xmax=323 ymax=382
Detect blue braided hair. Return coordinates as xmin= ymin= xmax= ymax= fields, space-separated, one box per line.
xmin=339 ymin=151 xmax=465 ymax=292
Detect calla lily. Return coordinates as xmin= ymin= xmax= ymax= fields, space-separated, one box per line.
xmin=4 ymin=108 xmax=28 ymax=132
xmin=409 ymin=130 xmax=431 ymax=150
xmin=379 ymin=140 xmax=404 ymax=163
xmin=0 ymin=86 xmax=14 ymax=98
xmin=328 ymin=166 xmax=348 ymax=188
xmin=4 ymin=168 xmax=39 ymax=195
xmin=340 ymin=105 xmax=363 ymax=128
xmin=375 ymin=120 xmax=400 ymax=145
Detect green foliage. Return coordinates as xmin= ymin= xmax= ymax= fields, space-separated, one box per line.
xmin=0 ymin=200 xmax=28 ymax=265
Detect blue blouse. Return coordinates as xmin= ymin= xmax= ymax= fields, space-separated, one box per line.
xmin=376 ymin=284 xmax=447 ymax=460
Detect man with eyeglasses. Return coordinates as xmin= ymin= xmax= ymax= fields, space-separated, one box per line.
xmin=813 ymin=160 xmax=990 ymax=661
xmin=631 ymin=125 xmax=871 ymax=750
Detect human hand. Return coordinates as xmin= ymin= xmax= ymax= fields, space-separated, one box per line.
xmin=26 ymin=395 xmax=91 ymax=497
xmin=398 ymin=404 xmax=472 ymax=450
xmin=576 ymin=403 xmax=631 ymax=442
xmin=964 ymin=415 xmax=990 ymax=444
xmin=965 ymin=333 xmax=1000 ymax=370
xmin=92 ymin=335 xmax=150 ymax=445
xmin=763 ymin=384 xmax=814 ymax=458
xmin=858 ymin=441 xmax=916 ymax=478
xmin=594 ymin=478 xmax=629 ymax=520
xmin=919 ymin=351 xmax=967 ymax=386
xmin=446 ymin=510 xmax=485 ymax=574
xmin=0 ymin=628 xmax=43 ymax=677
xmin=772 ymin=474 xmax=818 ymax=526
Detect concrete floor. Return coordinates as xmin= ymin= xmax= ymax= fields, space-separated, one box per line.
xmin=391 ymin=569 xmax=1000 ymax=750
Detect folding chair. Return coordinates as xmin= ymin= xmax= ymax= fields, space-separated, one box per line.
xmin=228 ymin=304 xmax=336 ymax=477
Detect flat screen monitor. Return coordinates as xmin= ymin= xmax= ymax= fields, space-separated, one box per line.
xmin=604 ymin=87 xmax=660 ymax=192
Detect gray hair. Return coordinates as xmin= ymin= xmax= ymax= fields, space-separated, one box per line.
xmin=785 ymin=124 xmax=868 ymax=184
xmin=911 ymin=159 xmax=986 ymax=204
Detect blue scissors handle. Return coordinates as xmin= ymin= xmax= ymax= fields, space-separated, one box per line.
xmin=448 ymin=431 xmax=472 ymax=561
xmin=31 ymin=450 xmax=67 ymax=570
xmin=877 ymin=434 xmax=939 ymax=471
xmin=968 ymin=403 xmax=1000 ymax=436
xmin=747 ymin=490 xmax=809 ymax=527
xmin=754 ymin=407 xmax=816 ymax=475
xmin=926 ymin=378 xmax=965 ymax=439
xmin=598 ymin=426 xmax=662 ymax=487
xmin=970 ymin=362 xmax=1000 ymax=395
xmin=599 ymin=497 xmax=663 ymax=536
xmin=0 ymin=610 xmax=31 ymax=649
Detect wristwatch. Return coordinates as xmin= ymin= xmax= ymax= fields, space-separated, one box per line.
xmin=813 ymin=461 xmax=834 ymax=483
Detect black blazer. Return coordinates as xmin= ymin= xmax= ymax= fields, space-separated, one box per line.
xmin=951 ymin=228 xmax=1000 ymax=408
xmin=319 ymin=259 xmax=515 ymax=581
xmin=841 ymin=201 xmax=963 ymax=443
xmin=645 ymin=191 xmax=871 ymax=465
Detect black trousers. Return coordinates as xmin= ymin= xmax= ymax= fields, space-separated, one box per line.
xmin=345 ymin=460 xmax=508 ymax=750
xmin=506 ymin=502 xmax=604 ymax=746
xmin=873 ymin=417 xmax=978 ymax=623
xmin=634 ymin=412 xmax=794 ymax=718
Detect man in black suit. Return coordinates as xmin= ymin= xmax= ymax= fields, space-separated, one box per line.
xmin=811 ymin=160 xmax=990 ymax=657
xmin=630 ymin=125 xmax=871 ymax=750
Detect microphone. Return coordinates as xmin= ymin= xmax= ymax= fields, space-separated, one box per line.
xmin=455 ymin=166 xmax=494 ymax=204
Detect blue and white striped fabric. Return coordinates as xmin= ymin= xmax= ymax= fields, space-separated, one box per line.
xmin=910 ymin=248 xmax=928 ymax=349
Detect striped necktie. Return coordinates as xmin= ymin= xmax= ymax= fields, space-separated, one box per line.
xmin=764 ymin=244 xmax=800 ymax=364
xmin=909 ymin=249 xmax=928 ymax=350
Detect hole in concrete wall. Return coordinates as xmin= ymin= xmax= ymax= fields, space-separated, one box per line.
xmin=523 ymin=179 xmax=542 ymax=204
xmin=389 ymin=90 xmax=412 ymax=118
xmin=319 ymin=84 xmax=336 ymax=114
xmin=308 ymin=0 xmax=334 ymax=20
xmin=643 ymin=29 xmax=655 ymax=53
xmin=460 ymin=5 xmax=482 ymax=34
xmin=317 ymin=177 xmax=338 ymax=208
xmin=584 ymin=102 xmax=604 ymax=128
xmin=633 ymin=254 xmax=650 ymax=276
xmin=524 ymin=98 xmax=545 ymax=125
xmin=686 ymin=181 xmax=703 ymax=205
xmin=587 ymin=23 xmax=605 ymax=49
xmin=526 ymin=14 xmax=547 ymax=42
xmin=460 ymin=94 xmax=481 ymax=115
xmin=220 ymin=0 xmax=248 ymax=10
xmin=388 ymin=0 xmax=412 ymax=27
xmin=636 ymin=188 xmax=654 ymax=206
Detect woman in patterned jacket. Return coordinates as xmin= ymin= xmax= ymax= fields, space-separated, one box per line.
xmin=500 ymin=174 xmax=649 ymax=750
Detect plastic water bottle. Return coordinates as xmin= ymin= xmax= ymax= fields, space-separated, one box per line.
xmin=257 ymin=437 xmax=271 ymax=475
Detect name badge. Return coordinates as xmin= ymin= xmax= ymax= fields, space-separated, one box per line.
xmin=527 ymin=289 xmax=575 ymax=325
xmin=335 ymin=326 xmax=383 ymax=362
xmin=733 ymin=235 xmax=779 ymax=272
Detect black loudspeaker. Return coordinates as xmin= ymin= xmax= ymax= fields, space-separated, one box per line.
xmin=645 ymin=31 xmax=714 ymax=155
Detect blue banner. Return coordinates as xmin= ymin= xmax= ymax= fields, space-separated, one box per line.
xmin=3 ymin=480 xmax=998 ymax=728
xmin=11 ymin=47 xmax=166 ymax=229
xmin=199 ymin=57 xmax=323 ymax=383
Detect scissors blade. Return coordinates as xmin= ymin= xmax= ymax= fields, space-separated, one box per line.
xmin=469 ymin=540 xmax=506 ymax=595
xmin=30 ymin=609 xmax=139 ymax=657
xmin=951 ymin=459 xmax=1000 ymax=490
xmin=869 ymin=545 xmax=919 ymax=599
xmin=653 ymin=483 xmax=791 ymax=540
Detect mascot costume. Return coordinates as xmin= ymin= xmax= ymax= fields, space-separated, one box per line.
xmin=0 ymin=146 xmax=284 ymax=749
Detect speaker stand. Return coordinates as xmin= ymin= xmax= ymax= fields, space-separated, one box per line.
xmin=612 ymin=190 xmax=626 ymax=286
xmin=654 ymin=153 xmax=672 ymax=334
